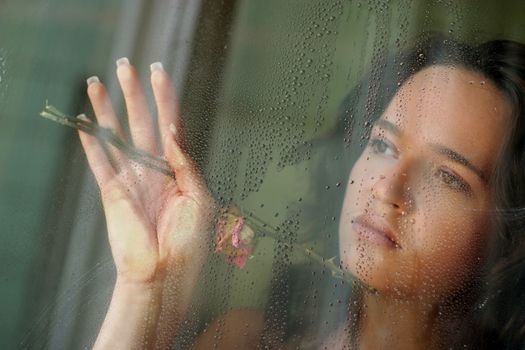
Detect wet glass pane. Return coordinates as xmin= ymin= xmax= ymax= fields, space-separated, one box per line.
xmin=2 ymin=0 xmax=525 ymax=349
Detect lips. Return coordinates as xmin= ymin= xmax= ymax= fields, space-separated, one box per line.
xmin=351 ymin=214 xmax=401 ymax=248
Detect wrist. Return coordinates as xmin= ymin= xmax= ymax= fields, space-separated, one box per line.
xmin=93 ymin=277 xmax=164 ymax=350
xmin=114 ymin=277 xmax=164 ymax=298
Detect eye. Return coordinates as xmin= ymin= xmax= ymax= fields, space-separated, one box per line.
xmin=436 ymin=168 xmax=472 ymax=195
xmin=368 ymin=137 xmax=398 ymax=158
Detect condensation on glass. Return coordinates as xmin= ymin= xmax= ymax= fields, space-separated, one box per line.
xmin=1 ymin=1 xmax=525 ymax=349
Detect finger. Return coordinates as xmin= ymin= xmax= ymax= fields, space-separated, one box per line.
xmin=150 ymin=62 xmax=180 ymax=153
xmin=86 ymin=76 xmax=127 ymax=170
xmin=77 ymin=114 xmax=116 ymax=187
xmin=165 ymin=124 xmax=206 ymax=196
xmin=116 ymin=58 xmax=157 ymax=155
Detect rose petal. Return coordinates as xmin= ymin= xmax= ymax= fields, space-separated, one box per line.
xmin=228 ymin=246 xmax=252 ymax=268
xmin=230 ymin=255 xmax=247 ymax=268
xmin=231 ymin=217 xmax=245 ymax=248
xmin=239 ymin=225 xmax=255 ymax=246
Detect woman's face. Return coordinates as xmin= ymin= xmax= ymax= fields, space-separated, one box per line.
xmin=339 ymin=65 xmax=511 ymax=301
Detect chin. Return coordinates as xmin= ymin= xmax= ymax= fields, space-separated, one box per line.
xmin=341 ymin=245 xmax=413 ymax=297
xmin=341 ymin=247 xmax=384 ymax=292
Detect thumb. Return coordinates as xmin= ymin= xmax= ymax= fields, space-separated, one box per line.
xmin=165 ymin=123 xmax=204 ymax=194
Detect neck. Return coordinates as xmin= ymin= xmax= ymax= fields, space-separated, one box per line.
xmin=356 ymin=291 xmax=451 ymax=350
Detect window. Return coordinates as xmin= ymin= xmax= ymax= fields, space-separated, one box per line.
xmin=2 ymin=1 xmax=525 ymax=349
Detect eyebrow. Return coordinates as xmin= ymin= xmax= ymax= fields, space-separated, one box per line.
xmin=373 ymin=118 xmax=487 ymax=183
xmin=375 ymin=119 xmax=402 ymax=137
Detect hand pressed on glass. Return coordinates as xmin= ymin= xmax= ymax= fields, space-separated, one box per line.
xmin=78 ymin=58 xmax=218 ymax=349
xmin=79 ymin=59 xmax=216 ymax=283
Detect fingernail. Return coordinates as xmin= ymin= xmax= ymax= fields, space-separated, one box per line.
xmin=76 ymin=113 xmax=90 ymax=122
xmin=86 ymin=76 xmax=100 ymax=86
xmin=169 ymin=123 xmax=177 ymax=136
xmin=150 ymin=62 xmax=164 ymax=73
xmin=116 ymin=57 xmax=130 ymax=66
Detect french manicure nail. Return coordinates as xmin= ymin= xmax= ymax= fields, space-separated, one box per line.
xmin=116 ymin=57 xmax=130 ymax=66
xmin=150 ymin=62 xmax=164 ymax=73
xmin=77 ymin=113 xmax=90 ymax=122
xmin=169 ymin=123 xmax=177 ymax=136
xmin=86 ymin=76 xmax=100 ymax=86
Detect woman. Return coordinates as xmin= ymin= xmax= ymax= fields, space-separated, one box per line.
xmin=78 ymin=36 xmax=525 ymax=349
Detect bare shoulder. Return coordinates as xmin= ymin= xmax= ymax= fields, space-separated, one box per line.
xmin=192 ymin=308 xmax=265 ymax=349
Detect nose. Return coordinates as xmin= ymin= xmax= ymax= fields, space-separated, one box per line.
xmin=371 ymin=157 xmax=414 ymax=214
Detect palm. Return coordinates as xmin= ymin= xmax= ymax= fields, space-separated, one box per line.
xmin=79 ymin=61 xmax=216 ymax=284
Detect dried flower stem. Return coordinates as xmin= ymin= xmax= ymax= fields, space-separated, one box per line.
xmin=241 ymin=208 xmax=352 ymax=283
xmin=39 ymin=101 xmax=176 ymax=179
xmin=41 ymin=101 xmax=352 ymax=283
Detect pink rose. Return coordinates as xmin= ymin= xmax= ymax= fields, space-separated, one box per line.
xmin=215 ymin=207 xmax=255 ymax=268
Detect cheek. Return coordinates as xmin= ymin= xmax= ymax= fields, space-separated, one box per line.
xmin=340 ymin=155 xmax=383 ymax=209
xmin=406 ymin=194 xmax=488 ymax=296
xmin=340 ymin=163 xmax=363 ymax=211
xmin=339 ymin=159 xmax=374 ymax=236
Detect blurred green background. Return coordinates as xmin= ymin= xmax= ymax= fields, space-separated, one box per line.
xmin=1 ymin=0 xmax=524 ymax=348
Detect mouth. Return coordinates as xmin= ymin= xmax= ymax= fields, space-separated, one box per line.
xmin=351 ymin=214 xmax=401 ymax=249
